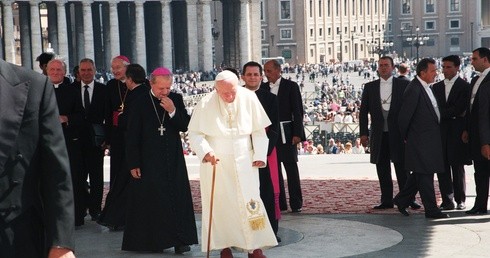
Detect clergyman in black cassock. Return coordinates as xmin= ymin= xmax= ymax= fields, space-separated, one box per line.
xmin=98 ymin=64 xmax=149 ymax=230
xmin=122 ymin=67 xmax=197 ymax=253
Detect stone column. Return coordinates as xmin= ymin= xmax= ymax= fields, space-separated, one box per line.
xmin=109 ymin=0 xmax=120 ymax=59
xmin=199 ymin=0 xmax=213 ymax=71
xmin=3 ymin=0 xmax=16 ymax=63
xmin=239 ymin=0 xmax=250 ymax=65
xmin=187 ymin=0 xmax=199 ymax=71
xmin=57 ymin=0 xmax=69 ymax=66
xmin=249 ymin=0 xmax=262 ymax=63
xmin=30 ymin=0 xmax=43 ymax=71
xmin=82 ymin=0 xmax=95 ymax=60
xmin=134 ymin=0 xmax=147 ymax=70
xmin=160 ymin=0 xmax=173 ymax=70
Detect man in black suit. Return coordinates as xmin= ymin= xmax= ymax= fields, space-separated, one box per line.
xmin=432 ymin=55 xmax=471 ymax=211
xmin=47 ymin=59 xmax=86 ymax=226
xmin=359 ymin=56 xmax=418 ymax=210
xmin=0 ymin=59 xmax=75 ymax=257
xmin=465 ymin=47 xmax=490 ymax=214
xmin=262 ymin=60 xmax=305 ymax=213
xmin=242 ymin=61 xmax=281 ymax=241
xmin=75 ymin=58 xmax=108 ymax=221
xmin=394 ymin=58 xmax=448 ymax=219
xmin=397 ymin=63 xmax=411 ymax=82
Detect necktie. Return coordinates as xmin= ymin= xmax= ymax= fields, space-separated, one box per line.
xmin=84 ymin=85 xmax=90 ymax=114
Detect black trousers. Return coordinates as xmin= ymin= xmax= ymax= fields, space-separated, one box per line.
xmin=471 ymin=159 xmax=490 ymax=211
xmin=437 ymin=163 xmax=466 ymax=205
xmin=278 ymin=161 xmax=303 ymax=211
xmin=80 ymin=142 xmax=104 ymax=217
xmin=375 ymin=132 xmax=408 ymax=205
xmin=65 ymin=137 xmax=86 ymax=225
xmin=394 ymin=172 xmax=439 ymax=215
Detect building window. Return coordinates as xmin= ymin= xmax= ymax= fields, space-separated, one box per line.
xmin=336 ymin=0 xmax=340 ymax=16
xmin=260 ymin=1 xmax=264 ymax=20
xmin=319 ymin=0 xmax=322 ymax=16
xmin=309 ymin=0 xmax=313 ymax=17
xmin=425 ymin=21 xmax=436 ymax=30
xmin=327 ymin=0 xmax=331 ymax=16
xmin=360 ymin=0 xmax=363 ymax=15
xmin=344 ymin=0 xmax=348 ymax=16
xmin=367 ymin=0 xmax=370 ymax=15
xmin=310 ymin=28 xmax=314 ymax=37
xmin=388 ymin=23 xmax=392 ymax=32
xmin=282 ymin=49 xmax=292 ymax=59
xmin=360 ymin=25 xmax=363 ymax=33
xmin=425 ymin=0 xmax=435 ymax=13
xmin=261 ymin=29 xmax=265 ymax=40
xmin=319 ymin=28 xmax=323 ymax=36
xmin=449 ymin=19 xmax=460 ymax=29
xmin=401 ymin=22 xmax=412 ymax=31
xmin=328 ymin=27 xmax=331 ymax=35
xmin=352 ymin=0 xmax=356 ymax=15
xmin=280 ymin=0 xmax=291 ymax=20
xmin=449 ymin=0 xmax=460 ymax=12
xmin=310 ymin=49 xmax=314 ymax=57
xmin=375 ymin=0 xmax=378 ymax=14
xmin=450 ymin=37 xmax=459 ymax=46
xmin=382 ymin=0 xmax=385 ymax=14
xmin=402 ymin=0 xmax=411 ymax=14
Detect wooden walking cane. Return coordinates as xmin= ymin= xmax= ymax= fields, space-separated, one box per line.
xmin=206 ymin=164 xmax=217 ymax=258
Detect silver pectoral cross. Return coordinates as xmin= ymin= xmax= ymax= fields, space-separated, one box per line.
xmin=158 ymin=125 xmax=166 ymax=136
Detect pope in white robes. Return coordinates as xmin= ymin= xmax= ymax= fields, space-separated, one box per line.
xmin=188 ymin=70 xmax=278 ymax=258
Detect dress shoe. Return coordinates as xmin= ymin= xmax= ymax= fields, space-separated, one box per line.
xmin=276 ymin=235 xmax=282 ymax=243
xmin=174 ymin=245 xmax=191 ymax=254
xmin=396 ymin=206 xmax=410 ymax=216
xmin=439 ymin=202 xmax=455 ymax=210
xmin=425 ymin=212 xmax=449 ymax=219
xmin=409 ymin=201 xmax=422 ymax=209
xmin=373 ymin=203 xmax=394 ymax=209
xmin=465 ymin=208 xmax=488 ymax=215
xmin=221 ymin=248 xmax=233 ymax=258
xmin=90 ymin=213 xmax=100 ymax=221
xmin=291 ymin=208 xmax=302 ymax=213
xmin=456 ymin=202 xmax=466 ymax=210
xmin=248 ymin=249 xmax=266 ymax=258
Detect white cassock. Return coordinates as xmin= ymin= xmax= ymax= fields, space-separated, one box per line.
xmin=188 ymin=86 xmax=278 ymax=252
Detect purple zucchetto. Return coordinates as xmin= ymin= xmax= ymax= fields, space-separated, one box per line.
xmin=151 ymin=67 xmax=172 ymax=76
xmin=114 ymin=55 xmax=130 ymax=64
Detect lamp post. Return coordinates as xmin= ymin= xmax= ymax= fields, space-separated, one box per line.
xmin=406 ymin=26 xmax=429 ymax=63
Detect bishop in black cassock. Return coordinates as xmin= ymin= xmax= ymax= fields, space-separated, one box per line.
xmin=122 ymin=67 xmax=197 ymax=254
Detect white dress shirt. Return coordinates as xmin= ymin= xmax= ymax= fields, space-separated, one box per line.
xmin=417 ymin=76 xmax=440 ymax=122
xmin=471 ymin=67 xmax=490 ymax=107
xmin=269 ymin=77 xmax=282 ymax=96
xmin=81 ymin=81 xmax=94 ymax=108
xmin=380 ymin=76 xmax=393 ymax=111
xmin=444 ymin=75 xmax=458 ymax=101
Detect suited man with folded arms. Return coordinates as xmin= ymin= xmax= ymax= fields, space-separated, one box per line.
xmin=466 ymin=47 xmax=490 ymax=215
xmin=0 ymin=58 xmax=75 ymax=257
xmin=394 ymin=58 xmax=449 ymax=219
xmin=432 ymin=55 xmax=471 ymax=211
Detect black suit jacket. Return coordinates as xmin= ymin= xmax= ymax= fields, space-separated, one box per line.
xmin=432 ymin=77 xmax=471 ymax=165
xmin=73 ymin=80 xmax=108 ymax=146
xmin=254 ymin=88 xmax=279 ymax=155
xmin=261 ymin=78 xmax=305 ymax=161
xmin=477 ymin=73 xmax=490 ymax=147
xmin=54 ymin=82 xmax=84 ymax=140
xmin=465 ymin=73 xmax=490 ymax=160
xmin=0 ymin=60 xmax=74 ymax=257
xmin=359 ymin=77 xmax=409 ymax=164
xmin=398 ymin=77 xmax=444 ymax=174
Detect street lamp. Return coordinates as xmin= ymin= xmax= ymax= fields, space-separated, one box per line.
xmin=382 ymin=41 xmax=394 ymax=55
xmin=406 ymin=26 xmax=429 ymax=63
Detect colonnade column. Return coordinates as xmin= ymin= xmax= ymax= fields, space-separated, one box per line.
xmin=239 ymin=0 xmax=251 ymax=65
xmin=109 ymin=0 xmax=120 ymax=59
xmin=56 ymin=0 xmax=69 ymax=66
xmin=30 ymin=0 xmax=43 ymax=71
xmin=200 ymin=0 xmax=213 ymax=71
xmin=249 ymin=0 xmax=262 ymax=63
xmin=186 ymin=0 xmax=199 ymax=71
xmin=134 ymin=0 xmax=147 ymax=70
xmin=82 ymin=0 xmax=94 ymax=60
xmin=160 ymin=0 xmax=173 ymax=70
xmin=3 ymin=0 xmax=15 ymax=63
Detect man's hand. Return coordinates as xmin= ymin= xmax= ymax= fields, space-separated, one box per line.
xmin=252 ymin=161 xmax=265 ymax=167
xmin=204 ymin=152 xmax=219 ymax=165
xmin=360 ymin=135 xmax=369 ymax=147
xmin=59 ymin=115 xmax=68 ymax=124
xmin=48 ymin=247 xmax=75 ymax=258
xmin=462 ymin=130 xmax=469 ymax=143
xmin=292 ymin=136 xmax=301 ymax=145
xmin=130 ymin=168 xmax=141 ymax=179
xmin=482 ymin=145 xmax=490 ymax=160
xmin=160 ymin=96 xmax=176 ymax=114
